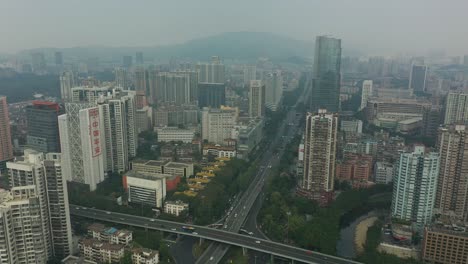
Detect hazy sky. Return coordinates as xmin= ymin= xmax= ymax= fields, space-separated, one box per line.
xmin=1 ymin=0 xmax=467 ymax=55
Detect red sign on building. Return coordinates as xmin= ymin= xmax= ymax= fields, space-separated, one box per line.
xmin=88 ymin=108 xmax=101 ymax=157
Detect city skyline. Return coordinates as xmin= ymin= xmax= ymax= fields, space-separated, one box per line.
xmin=0 ymin=1 xmax=467 ymax=56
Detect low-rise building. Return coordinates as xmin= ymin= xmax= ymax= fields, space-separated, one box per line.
xmin=232 ymin=118 xmax=264 ymax=159
xmin=202 ymin=144 xmax=237 ymax=158
xmin=164 ymin=200 xmax=189 ymax=216
xmin=79 ymin=239 xmax=125 ymax=264
xmin=87 ymin=223 xmax=133 ymax=245
xmin=123 ymin=171 xmax=167 ymax=208
xmin=132 ymin=248 xmax=159 ymax=264
xmin=340 ymin=120 xmax=363 ymax=134
xmin=422 ymin=224 xmax=468 ymax=264
xmin=375 ymin=162 xmax=393 ymax=184
xmin=136 ymin=106 xmax=153 ymax=134
xmin=61 ymin=255 xmax=97 ymax=264
xmin=155 ymin=127 xmax=195 ymax=143
xmin=131 ymin=159 xmax=194 ymax=178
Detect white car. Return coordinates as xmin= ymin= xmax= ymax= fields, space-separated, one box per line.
xmin=192 ymin=232 xmax=198 ymax=235
xmin=171 ymin=228 xmax=176 ymax=231
xmin=149 ymin=219 xmax=155 ymax=222
xmin=210 ymin=257 xmax=214 ymax=261
xmin=106 ymin=211 xmax=111 ymax=215
xmin=255 ymin=240 xmax=261 ymax=244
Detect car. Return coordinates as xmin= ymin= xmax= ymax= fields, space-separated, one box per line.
xmin=106 ymin=211 xmax=111 ymax=215
xmin=75 ymin=207 xmax=80 ymax=210
xmin=171 ymin=228 xmax=176 ymax=231
xmin=255 ymin=240 xmax=261 ymax=244
xmin=268 ymin=165 xmax=272 ymax=168
xmin=306 ymin=250 xmax=312 ymax=255
xmin=248 ymin=232 xmax=254 ymax=236
xmin=119 ymin=218 xmax=124 ymax=221
xmin=192 ymin=232 xmax=198 ymax=235
xmin=149 ymin=219 xmax=155 ymax=222
xmin=234 ymin=213 xmax=237 ymax=218
xmin=224 ymin=225 xmax=228 ymax=229
xmin=210 ymin=257 xmax=214 ymax=261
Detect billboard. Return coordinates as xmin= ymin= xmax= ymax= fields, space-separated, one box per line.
xmin=88 ymin=108 xmax=101 ymax=157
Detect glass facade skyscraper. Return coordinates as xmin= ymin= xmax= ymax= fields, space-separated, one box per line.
xmin=311 ymin=36 xmax=342 ymax=112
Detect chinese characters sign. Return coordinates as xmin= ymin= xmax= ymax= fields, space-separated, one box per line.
xmin=88 ymin=108 xmax=101 ymax=157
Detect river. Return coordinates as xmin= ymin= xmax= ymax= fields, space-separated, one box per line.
xmin=336 ymin=211 xmax=378 ymax=258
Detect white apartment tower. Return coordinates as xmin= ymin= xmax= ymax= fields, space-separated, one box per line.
xmin=202 ymin=106 xmax=238 ymax=145
xmin=249 ymin=80 xmax=266 ymax=118
xmin=59 ymin=105 xmax=106 ymax=191
xmin=243 ymin=65 xmax=257 ymax=85
xmin=196 ymin=56 xmax=225 ymax=84
xmin=0 ymin=186 xmax=48 ymax=264
xmin=264 ymin=71 xmax=283 ymax=111
xmin=391 ymin=146 xmax=440 ymax=229
xmin=360 ymin=80 xmax=373 ymax=111
xmin=302 ymin=110 xmax=338 ymax=202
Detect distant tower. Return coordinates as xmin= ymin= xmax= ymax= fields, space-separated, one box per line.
xmin=0 ymin=96 xmax=13 ymax=171
xmin=409 ymin=64 xmax=428 ymax=92
xmin=26 ymin=101 xmax=63 ymax=153
xmin=135 ymin=51 xmax=144 ymax=65
xmin=249 ymin=80 xmax=266 ymax=118
xmin=444 ymin=92 xmax=468 ymax=125
xmin=123 ymin=55 xmax=133 ymax=68
xmin=302 ymin=110 xmax=338 ymax=203
xmin=311 ymin=36 xmax=342 ymax=112
xmin=115 ymin=67 xmax=128 ymax=89
xmin=360 ymin=80 xmax=373 ymax=111
xmin=31 ymin=52 xmax=47 ymax=73
xmin=391 ymin=146 xmax=439 ymax=229
xmin=134 ymin=67 xmax=147 ymax=94
xmin=59 ymin=71 xmax=75 ymax=101
xmin=264 ymin=70 xmax=283 ymax=111
xmin=196 ymin=56 xmax=225 ymax=84
xmin=243 ymin=65 xmax=257 ymax=85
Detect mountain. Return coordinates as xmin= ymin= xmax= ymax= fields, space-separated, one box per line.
xmin=19 ymin=32 xmax=314 ymax=62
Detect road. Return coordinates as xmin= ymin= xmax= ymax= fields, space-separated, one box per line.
xmin=70 ymin=206 xmax=360 ymax=264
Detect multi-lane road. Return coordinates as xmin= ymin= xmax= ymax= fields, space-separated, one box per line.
xmin=71 ymin=206 xmax=360 ymax=264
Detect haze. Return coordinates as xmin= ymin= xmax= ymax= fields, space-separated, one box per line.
xmin=1 ymin=0 xmax=467 ymax=55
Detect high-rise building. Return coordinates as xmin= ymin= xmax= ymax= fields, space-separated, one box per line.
xmin=444 ymin=92 xmax=468 ymax=125
xmin=435 ymin=126 xmax=468 ymax=221
xmin=391 ymin=146 xmax=439 ymax=228
xmin=43 ymin=153 xmax=72 ymax=259
xmin=134 ymin=67 xmax=147 ymax=94
xmin=421 ymin=105 xmax=442 ymax=138
xmin=59 ymin=71 xmax=75 ymax=101
xmin=152 ymin=72 xmax=197 ymax=105
xmin=198 ymin=83 xmax=226 ymax=108
xmin=422 ymin=225 xmax=468 ymax=264
xmin=464 ymin=55 xmax=468 ymax=66
xmin=311 ymin=36 xmax=342 ymax=112
xmin=196 ymin=56 xmax=225 ymax=84
xmin=26 ymin=101 xmax=63 ymax=153
xmin=6 ymin=150 xmax=72 ymax=260
xmin=135 ymin=52 xmax=144 ymax=65
xmin=54 ymin=51 xmax=63 ymax=66
xmin=409 ymin=64 xmax=428 ymax=92
xmin=360 ymin=80 xmax=373 ymax=111
xmin=202 ymin=106 xmax=238 ymax=145
xmin=302 ymin=110 xmax=338 ymax=202
xmin=0 ymin=186 xmax=48 ymax=263
xmin=264 ymin=71 xmax=283 ymax=111
xmin=243 ymin=65 xmax=257 ymax=85
xmin=249 ymin=80 xmax=266 ymax=118
xmin=31 ymin=52 xmax=46 ymax=73
xmin=59 ymin=105 xmax=106 ymax=191
xmin=123 ymin=55 xmax=132 ymax=68
xmin=0 ymin=96 xmax=13 ymax=171
xmin=115 ymin=68 xmax=129 ymax=89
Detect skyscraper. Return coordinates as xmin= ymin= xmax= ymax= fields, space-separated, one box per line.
xmin=444 ymin=92 xmax=468 ymax=125
xmin=243 ymin=65 xmax=257 ymax=85
xmin=152 ymin=72 xmax=197 ymax=105
xmin=0 ymin=96 xmax=13 ymax=171
xmin=360 ymin=80 xmax=373 ymax=111
xmin=26 ymin=101 xmax=63 ymax=153
xmin=302 ymin=110 xmax=338 ymax=202
xmin=435 ymin=126 xmax=468 ymax=221
xmin=198 ymin=83 xmax=226 ymax=108
xmin=59 ymin=105 xmax=106 ymax=191
xmin=409 ymin=64 xmax=428 ymax=92
xmin=196 ymin=56 xmax=225 ymax=84
xmin=249 ymin=80 xmax=266 ymax=118
xmin=59 ymin=71 xmax=75 ymax=101
xmin=135 ymin=51 xmax=144 ymax=65
xmin=0 ymin=186 xmax=48 ymax=263
xmin=115 ymin=67 xmax=129 ymax=89
xmin=6 ymin=150 xmax=72 ymax=260
xmin=391 ymin=146 xmax=440 ymax=228
xmin=311 ymin=36 xmax=342 ymax=112
xmin=134 ymin=67 xmax=147 ymax=94
xmin=264 ymin=71 xmax=283 ymax=111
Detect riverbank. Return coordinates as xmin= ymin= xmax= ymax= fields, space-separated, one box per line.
xmin=355 ymin=217 xmax=378 ymax=255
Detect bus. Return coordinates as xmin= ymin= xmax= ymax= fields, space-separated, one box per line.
xmin=182 ymin=226 xmax=195 ymax=232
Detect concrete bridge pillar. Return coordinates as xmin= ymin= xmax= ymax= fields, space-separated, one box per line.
xmin=199 ymin=237 xmax=204 ymax=246
xmin=271 ymin=254 xmax=275 ymax=263
xmin=242 ymin=247 xmax=247 ymax=256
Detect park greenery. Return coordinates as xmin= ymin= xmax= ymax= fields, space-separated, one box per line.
xmin=258 ymin=136 xmax=393 ymax=255
xmin=0 ymin=71 xmax=60 ymax=102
